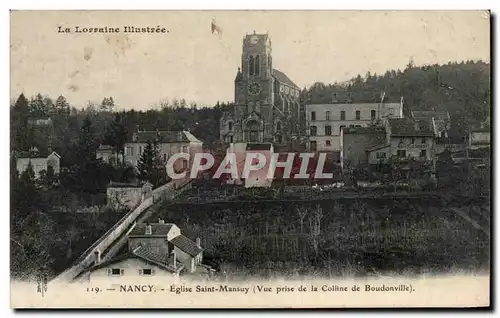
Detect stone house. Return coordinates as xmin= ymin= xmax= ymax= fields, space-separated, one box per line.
xmin=16 ymin=151 xmax=61 ymax=179
xmin=124 ymin=130 xmax=203 ymax=172
xmin=80 ymin=220 xmax=205 ymax=282
xmin=365 ymin=118 xmax=435 ymax=164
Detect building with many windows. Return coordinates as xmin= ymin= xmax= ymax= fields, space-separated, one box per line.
xmin=306 ymin=98 xmax=404 ymax=152
xmin=123 ymin=130 xmax=203 ymax=171
xmin=365 ymin=118 xmax=435 ymax=165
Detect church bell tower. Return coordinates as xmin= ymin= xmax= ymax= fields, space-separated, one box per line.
xmin=234 ymin=31 xmax=273 ymax=143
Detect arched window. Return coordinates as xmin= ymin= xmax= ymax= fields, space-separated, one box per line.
xmin=228 ymin=121 xmax=233 ymax=131
xmin=277 ymin=122 xmax=282 ymax=131
xmin=249 ymin=56 xmax=254 ymax=76
xmin=254 ymin=55 xmax=260 ymax=76
xmin=248 ymin=102 xmax=254 ymax=113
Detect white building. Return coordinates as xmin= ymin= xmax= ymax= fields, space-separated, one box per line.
xmin=468 ymin=128 xmax=490 ymax=150
xmin=365 ymin=118 xmax=435 ymax=164
xmin=80 ymin=221 xmax=204 ymax=282
xmin=16 ymin=151 xmax=61 ymax=178
xmin=306 ymin=98 xmax=404 ymax=151
xmin=124 ymin=130 xmax=203 ymax=171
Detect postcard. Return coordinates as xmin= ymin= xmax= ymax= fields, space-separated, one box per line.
xmin=10 ymin=10 xmax=491 ymax=308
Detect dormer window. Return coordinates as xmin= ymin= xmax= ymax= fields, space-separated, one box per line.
xmin=145 ymin=225 xmax=152 ymax=235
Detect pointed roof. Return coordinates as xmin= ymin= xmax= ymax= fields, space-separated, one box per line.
xmin=272 ymin=69 xmax=299 ymax=89
xmin=129 ymin=223 xmax=175 ymax=237
xmin=170 ymin=235 xmax=203 ymax=257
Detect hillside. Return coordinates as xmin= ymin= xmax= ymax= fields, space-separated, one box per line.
xmin=301 ymin=60 xmax=491 ymax=136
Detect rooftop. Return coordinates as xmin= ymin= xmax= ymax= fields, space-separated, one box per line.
xmin=272 ymin=69 xmax=299 ymax=89
xmin=128 ymin=130 xmax=192 ymax=144
xmin=128 ymin=223 xmax=174 ymax=237
xmin=343 ymin=127 xmax=386 ymax=135
xmin=411 ymin=110 xmax=450 ymax=121
xmin=83 ymin=246 xmax=184 ymax=275
xmin=170 ymin=235 xmax=203 ymax=257
xmin=388 ymin=118 xmax=434 ymax=137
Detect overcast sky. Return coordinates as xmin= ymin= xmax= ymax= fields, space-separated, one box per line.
xmin=10 ymin=10 xmax=490 ymax=110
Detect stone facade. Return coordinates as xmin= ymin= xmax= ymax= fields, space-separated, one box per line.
xmin=220 ymin=32 xmax=303 ymax=148
xmin=16 ymin=151 xmax=61 ymax=179
xmin=306 ymin=100 xmax=404 ymax=152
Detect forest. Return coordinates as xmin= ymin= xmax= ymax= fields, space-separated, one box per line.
xmin=10 ymin=60 xmax=490 ymax=279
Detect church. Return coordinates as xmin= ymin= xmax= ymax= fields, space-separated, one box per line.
xmin=219 ymin=32 xmax=305 ymax=150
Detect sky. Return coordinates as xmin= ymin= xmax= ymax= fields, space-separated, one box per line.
xmin=10 ymin=10 xmax=490 ymax=110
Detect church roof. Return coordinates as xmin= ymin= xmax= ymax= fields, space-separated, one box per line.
xmin=272 ymin=69 xmax=299 ymax=89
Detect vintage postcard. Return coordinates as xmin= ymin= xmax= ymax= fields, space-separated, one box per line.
xmin=10 ymin=10 xmax=491 ymax=308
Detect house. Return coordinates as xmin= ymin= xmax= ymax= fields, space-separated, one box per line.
xmin=468 ymin=127 xmax=490 ymax=150
xmin=365 ymin=118 xmax=435 ymax=164
xmin=16 ymin=151 xmax=61 ymax=178
xmin=81 ymin=245 xmax=184 ymax=282
xmin=411 ymin=110 xmax=451 ymax=139
xmin=96 ymin=144 xmax=123 ymax=165
xmin=129 ymin=222 xmax=204 ymax=274
xmin=27 ymin=117 xmax=53 ymax=127
xmin=306 ymin=97 xmax=404 ymax=152
xmin=124 ymin=130 xmax=203 ymax=171
xmin=340 ymin=127 xmax=387 ymax=169
xmin=106 ymin=181 xmax=153 ymax=210
xmin=80 ymin=220 xmax=205 ymax=282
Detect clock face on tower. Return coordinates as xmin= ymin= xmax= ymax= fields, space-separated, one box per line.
xmin=250 ymin=35 xmax=259 ymax=45
xmin=248 ymin=82 xmax=261 ymax=95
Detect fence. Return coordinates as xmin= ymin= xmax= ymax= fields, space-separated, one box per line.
xmin=51 ymin=177 xmax=192 ymax=283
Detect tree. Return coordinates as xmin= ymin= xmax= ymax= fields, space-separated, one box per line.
xmin=137 ymin=140 xmax=161 ymax=185
xmin=103 ymin=113 xmax=128 ymax=164
xmin=11 ymin=93 xmax=31 ymax=151
xmin=309 ymin=204 xmax=323 ymax=258
xmin=55 ymin=95 xmax=70 ymax=117
xmin=100 ymin=97 xmax=115 ymax=112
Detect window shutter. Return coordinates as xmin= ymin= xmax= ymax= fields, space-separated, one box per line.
xmin=120 ymin=269 xmax=124 ymax=276
xmin=138 ymin=269 xmax=143 ymax=275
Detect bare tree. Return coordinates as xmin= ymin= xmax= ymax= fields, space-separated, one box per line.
xmin=309 ymin=204 xmax=323 ymax=257
xmin=296 ymin=205 xmax=309 ymax=233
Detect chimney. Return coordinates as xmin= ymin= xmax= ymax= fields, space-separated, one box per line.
xmin=94 ymin=250 xmax=101 ymax=264
xmin=158 ymin=218 xmax=165 ymax=224
xmin=145 ymin=224 xmax=152 ymax=235
xmin=332 ymin=93 xmax=338 ymax=103
xmin=196 ymin=237 xmax=201 ymax=247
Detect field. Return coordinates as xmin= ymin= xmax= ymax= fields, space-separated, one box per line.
xmin=155 ymin=193 xmax=490 ymax=279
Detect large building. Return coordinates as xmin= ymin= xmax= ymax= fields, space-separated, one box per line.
xmin=306 ymin=99 xmax=404 ymax=152
xmin=124 ymin=130 xmax=203 ymax=170
xmin=219 ymin=32 xmax=304 ymax=149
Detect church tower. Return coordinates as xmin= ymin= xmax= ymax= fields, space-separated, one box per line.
xmin=234 ymin=31 xmax=274 ymax=143
xmin=221 ymin=32 xmax=302 ymax=148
